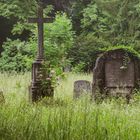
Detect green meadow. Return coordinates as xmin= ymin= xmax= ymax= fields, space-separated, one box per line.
xmin=0 ymin=73 xmax=140 ymax=140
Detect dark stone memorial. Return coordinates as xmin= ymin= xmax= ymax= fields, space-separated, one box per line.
xmin=92 ymin=49 xmax=140 ymax=101
xmin=74 ymin=80 xmax=92 ymax=98
xmin=28 ymin=2 xmax=54 ymax=102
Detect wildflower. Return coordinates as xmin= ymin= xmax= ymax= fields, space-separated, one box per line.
xmin=50 ymin=70 xmax=55 ymax=74
xmin=46 ymin=78 xmax=51 ymax=81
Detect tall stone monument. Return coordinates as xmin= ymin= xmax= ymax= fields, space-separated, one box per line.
xmin=28 ymin=2 xmax=54 ymax=102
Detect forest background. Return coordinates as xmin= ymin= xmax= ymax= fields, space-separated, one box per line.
xmin=0 ymin=0 xmax=140 ymax=73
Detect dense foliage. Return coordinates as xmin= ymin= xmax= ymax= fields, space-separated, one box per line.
xmin=0 ymin=9 xmax=74 ymax=72
xmin=69 ymin=34 xmax=110 ymax=72
xmin=1 ymin=0 xmax=140 ymax=72
xmin=0 ymin=39 xmax=35 ymax=72
xmin=69 ymin=0 xmax=140 ymax=71
xmin=44 ymin=13 xmax=74 ymax=68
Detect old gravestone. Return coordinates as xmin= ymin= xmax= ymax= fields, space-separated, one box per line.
xmin=92 ymin=49 xmax=140 ymax=100
xmin=74 ymin=80 xmax=92 ymax=98
xmin=28 ymin=2 xmax=54 ymax=102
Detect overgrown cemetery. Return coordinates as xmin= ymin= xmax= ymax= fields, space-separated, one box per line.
xmin=1 ymin=0 xmax=140 ymax=139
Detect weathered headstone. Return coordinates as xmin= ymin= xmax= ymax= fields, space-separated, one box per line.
xmin=74 ymin=80 xmax=92 ymax=98
xmin=92 ymin=49 xmax=140 ymax=101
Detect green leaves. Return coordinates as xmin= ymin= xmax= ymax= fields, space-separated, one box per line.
xmin=44 ymin=13 xmax=74 ymax=68
xmin=68 ymin=33 xmax=110 ymax=72
xmin=0 ymin=13 xmax=74 ymax=72
xmin=0 ymin=39 xmax=35 ymax=72
xmin=82 ymin=3 xmax=98 ymax=28
xmin=0 ymin=0 xmax=54 ymax=35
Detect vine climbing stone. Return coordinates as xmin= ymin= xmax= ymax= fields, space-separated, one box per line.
xmin=92 ymin=49 xmax=140 ymax=102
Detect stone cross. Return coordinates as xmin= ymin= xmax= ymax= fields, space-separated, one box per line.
xmin=28 ymin=2 xmax=53 ymax=60
xmin=28 ymin=2 xmax=54 ymax=102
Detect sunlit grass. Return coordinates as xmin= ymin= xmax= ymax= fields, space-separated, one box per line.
xmin=56 ymin=73 xmax=92 ymax=98
xmin=0 ymin=72 xmax=140 ymax=140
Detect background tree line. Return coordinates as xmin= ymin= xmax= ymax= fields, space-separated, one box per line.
xmin=0 ymin=0 xmax=140 ymax=72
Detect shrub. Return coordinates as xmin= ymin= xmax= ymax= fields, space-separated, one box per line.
xmin=0 ymin=13 xmax=74 ymax=72
xmin=72 ymin=62 xmax=86 ymax=73
xmin=68 ymin=33 xmax=110 ymax=72
xmin=0 ymin=39 xmax=35 ymax=72
xmin=44 ymin=13 xmax=74 ymax=68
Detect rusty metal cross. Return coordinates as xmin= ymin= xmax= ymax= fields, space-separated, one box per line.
xmin=28 ymin=2 xmax=53 ymax=60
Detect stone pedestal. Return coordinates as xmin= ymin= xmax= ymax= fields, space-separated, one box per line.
xmin=30 ymin=59 xmax=54 ymax=102
xmin=28 ymin=3 xmax=54 ymax=102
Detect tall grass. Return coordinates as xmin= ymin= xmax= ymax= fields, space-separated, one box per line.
xmin=0 ymin=72 xmax=140 ymax=140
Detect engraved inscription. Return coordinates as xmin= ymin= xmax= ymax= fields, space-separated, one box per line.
xmin=105 ymin=60 xmax=134 ymax=87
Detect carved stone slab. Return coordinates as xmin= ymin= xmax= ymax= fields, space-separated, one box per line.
xmin=73 ymin=80 xmax=92 ymax=98
xmin=92 ymin=49 xmax=140 ymax=101
xmin=106 ymin=87 xmax=133 ymax=97
xmin=105 ymin=60 xmax=134 ymax=88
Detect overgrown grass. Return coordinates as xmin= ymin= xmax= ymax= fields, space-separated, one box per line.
xmin=0 ymin=72 xmax=140 ymax=140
